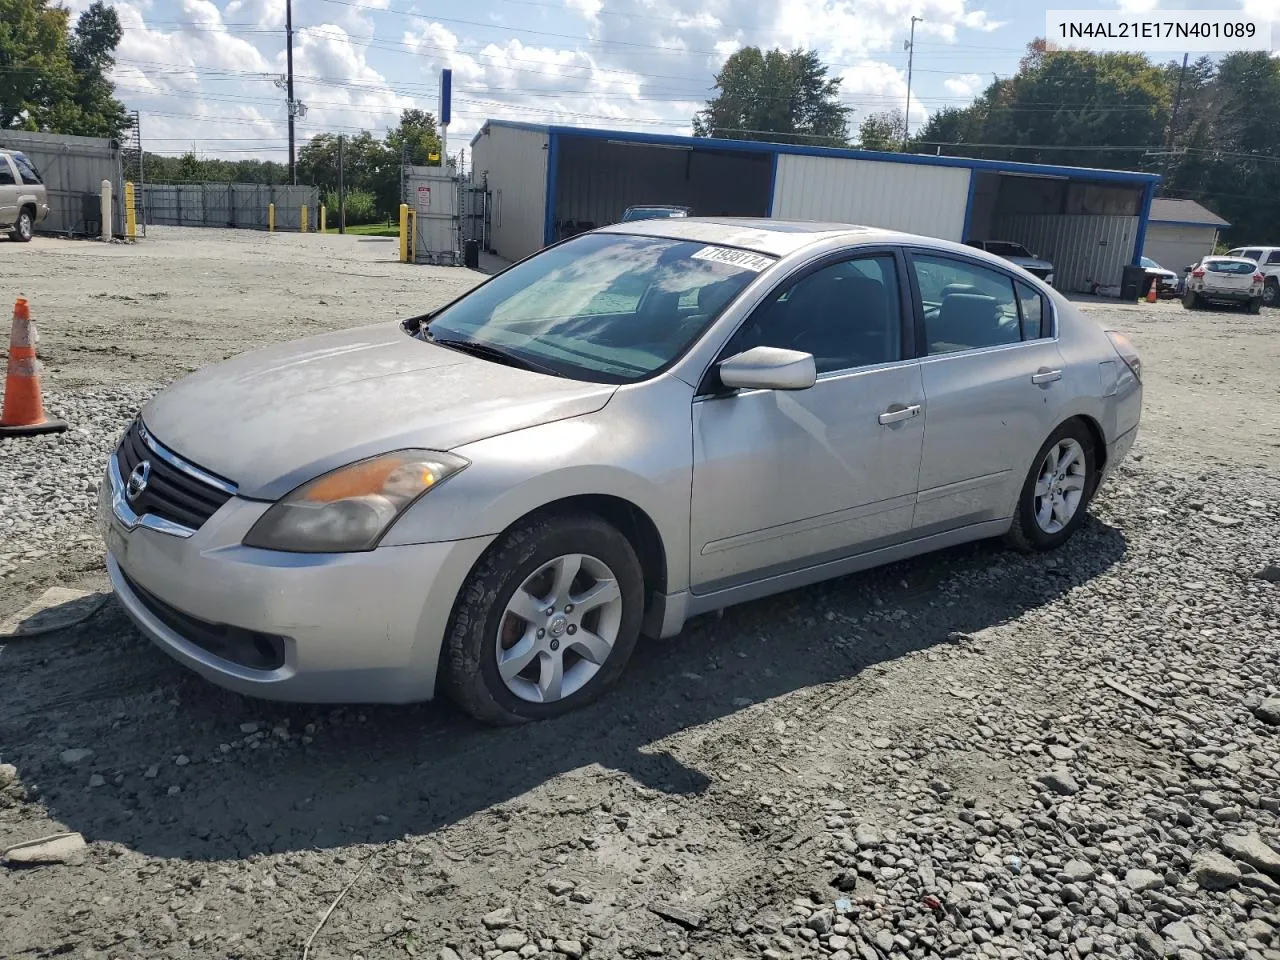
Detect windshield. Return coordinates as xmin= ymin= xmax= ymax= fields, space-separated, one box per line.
xmin=621 ymin=207 xmax=687 ymax=222
xmin=984 ymin=241 xmax=1032 ymax=258
xmin=1140 ymin=257 xmax=1159 ymax=269
xmin=422 ymin=232 xmax=773 ymax=383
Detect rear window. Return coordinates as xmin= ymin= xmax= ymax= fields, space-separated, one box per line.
xmin=1205 ymin=260 xmax=1256 ymax=275
xmin=0 ymin=159 xmax=13 ymax=186
xmin=12 ymin=153 xmax=42 ymax=185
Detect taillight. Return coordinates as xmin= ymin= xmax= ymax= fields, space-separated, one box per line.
xmin=1254 ymin=272 xmax=1265 ymax=283
xmin=1192 ymin=268 xmax=1205 ymax=278
xmin=1105 ymin=330 xmax=1142 ymax=383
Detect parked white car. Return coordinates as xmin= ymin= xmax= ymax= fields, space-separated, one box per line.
xmin=966 ymin=240 xmax=1055 ymax=286
xmin=1182 ymin=256 xmax=1265 ymax=313
xmin=1224 ymin=246 xmax=1280 ymax=307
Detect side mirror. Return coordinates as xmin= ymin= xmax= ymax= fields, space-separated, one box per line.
xmin=718 ymin=346 xmax=817 ymax=391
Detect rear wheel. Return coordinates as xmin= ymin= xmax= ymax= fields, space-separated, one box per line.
xmin=14 ymin=208 xmax=33 ymax=242
xmin=1264 ymin=280 xmax=1279 ymax=308
xmin=443 ymin=512 xmax=645 ymax=725
xmin=1004 ymin=421 xmax=1097 ymax=553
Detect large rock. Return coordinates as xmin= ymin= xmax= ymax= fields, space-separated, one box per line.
xmin=1037 ymin=769 xmax=1081 ymax=796
xmin=1125 ymin=868 xmax=1163 ymax=892
xmin=3 ymin=832 xmax=87 ymax=866
xmin=1222 ymin=833 xmax=1280 ymax=878
xmin=1161 ymin=920 xmax=1202 ymax=952
xmin=1254 ymin=699 xmax=1280 ymax=726
xmin=1191 ymin=850 xmax=1242 ymax=890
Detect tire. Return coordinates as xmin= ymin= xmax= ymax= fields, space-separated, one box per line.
xmin=1264 ymin=280 xmax=1279 ymax=308
xmin=14 ymin=208 xmax=33 ymax=242
xmin=1182 ymin=290 xmax=1199 ymax=310
xmin=443 ymin=511 xmax=645 ymax=725
xmin=1248 ymin=297 xmax=1262 ymax=315
xmin=1004 ymin=420 xmax=1097 ymax=553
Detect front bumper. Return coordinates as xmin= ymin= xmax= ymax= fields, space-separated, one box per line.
xmin=99 ymin=457 xmax=494 ymax=704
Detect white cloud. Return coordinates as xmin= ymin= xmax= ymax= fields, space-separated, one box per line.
xmin=943 ymin=72 xmax=982 ymax=96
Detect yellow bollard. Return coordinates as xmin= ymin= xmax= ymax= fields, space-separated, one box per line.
xmin=399 ymin=203 xmax=409 ymax=262
xmin=320 ymin=205 xmax=326 ymax=233
xmin=268 ymin=203 xmax=275 ymax=232
xmin=124 ymin=182 xmax=137 ymax=239
xmin=300 ymin=205 xmax=308 ymax=233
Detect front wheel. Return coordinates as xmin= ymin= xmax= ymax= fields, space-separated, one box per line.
xmin=1182 ymin=290 xmax=1199 ymax=310
xmin=1004 ymin=421 xmax=1097 ymax=553
xmin=443 ymin=512 xmax=645 ymax=725
xmin=14 ymin=209 xmax=33 ymax=242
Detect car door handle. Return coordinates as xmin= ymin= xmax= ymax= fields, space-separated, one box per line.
xmin=1031 ymin=368 xmax=1062 ymax=385
xmin=878 ymin=403 xmax=921 ymax=425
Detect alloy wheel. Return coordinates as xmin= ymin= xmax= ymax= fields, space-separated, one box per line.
xmin=495 ymin=553 xmax=623 ymax=704
xmin=1033 ymin=438 xmax=1088 ymax=535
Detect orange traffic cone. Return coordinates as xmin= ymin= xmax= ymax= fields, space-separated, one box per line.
xmin=1146 ymin=283 xmax=1158 ymax=304
xmin=0 ymin=298 xmax=67 ymax=437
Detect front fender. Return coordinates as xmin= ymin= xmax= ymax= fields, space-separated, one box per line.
xmin=379 ymin=376 xmax=696 ymax=593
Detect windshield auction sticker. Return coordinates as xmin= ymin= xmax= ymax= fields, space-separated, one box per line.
xmin=1046 ymin=10 xmax=1273 ymax=52
xmin=691 ymin=246 xmax=776 ymax=272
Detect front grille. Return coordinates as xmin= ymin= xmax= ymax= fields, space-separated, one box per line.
xmin=116 ymin=419 xmax=234 ymax=531
xmin=122 ymin=569 xmax=288 ymax=671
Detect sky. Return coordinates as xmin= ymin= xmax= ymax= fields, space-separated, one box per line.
xmin=76 ymin=0 xmax=1274 ymax=165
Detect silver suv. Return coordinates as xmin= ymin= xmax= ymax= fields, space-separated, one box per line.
xmin=0 ymin=149 xmax=50 ymax=242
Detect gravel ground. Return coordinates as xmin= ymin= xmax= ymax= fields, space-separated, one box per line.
xmin=1 ymin=228 xmax=1278 ymax=960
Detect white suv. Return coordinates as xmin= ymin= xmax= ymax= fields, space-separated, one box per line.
xmin=0 ymin=149 xmax=50 ymax=242
xmin=1225 ymin=246 xmax=1280 ymax=307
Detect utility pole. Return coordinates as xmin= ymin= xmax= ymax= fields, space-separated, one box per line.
xmin=338 ymin=134 xmax=345 ymax=234
xmin=1168 ymin=52 xmax=1189 ymax=150
xmin=903 ymin=15 xmax=923 ymax=150
xmin=286 ymin=0 xmax=296 ymax=184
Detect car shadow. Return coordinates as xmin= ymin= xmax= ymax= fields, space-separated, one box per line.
xmin=1 ymin=518 xmax=1127 ymax=863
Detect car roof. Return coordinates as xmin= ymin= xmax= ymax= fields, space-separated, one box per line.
xmin=592 ymin=216 xmax=972 ymax=259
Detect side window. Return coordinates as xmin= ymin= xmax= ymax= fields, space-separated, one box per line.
xmin=1267 ymin=251 xmax=1280 ymax=266
xmin=724 ymin=254 xmax=903 ymax=374
xmin=1015 ymin=280 xmax=1049 ymax=339
xmin=0 ymin=160 xmax=14 ymax=186
xmin=12 ymin=155 xmax=41 ymax=185
xmin=911 ymin=255 xmax=1021 ymax=355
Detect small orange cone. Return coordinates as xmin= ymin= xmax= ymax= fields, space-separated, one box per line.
xmin=0 ymin=298 xmax=67 ymax=437
xmin=1146 ymin=283 xmax=1158 ymax=304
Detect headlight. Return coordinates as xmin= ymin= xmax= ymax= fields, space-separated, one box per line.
xmin=243 ymin=450 xmax=469 ymax=553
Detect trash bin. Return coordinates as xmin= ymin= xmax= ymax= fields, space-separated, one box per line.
xmin=1120 ymin=264 xmax=1147 ymax=301
xmin=464 ymin=238 xmax=480 ymax=269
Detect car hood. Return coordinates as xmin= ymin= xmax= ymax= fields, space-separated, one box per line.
xmin=139 ymin=323 xmax=618 ymax=500
xmin=1005 ymin=255 xmax=1054 ymax=272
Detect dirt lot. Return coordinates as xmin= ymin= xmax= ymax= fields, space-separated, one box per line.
xmin=1 ymin=227 xmax=1278 ymax=960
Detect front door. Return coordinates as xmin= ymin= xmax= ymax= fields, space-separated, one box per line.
xmin=690 ymin=250 xmax=926 ymax=592
xmin=904 ymin=250 xmax=1068 ymax=530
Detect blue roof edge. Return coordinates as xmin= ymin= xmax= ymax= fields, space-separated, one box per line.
xmin=472 ymin=118 xmax=1162 ymax=185
xmin=1150 ymin=217 xmax=1232 ymax=228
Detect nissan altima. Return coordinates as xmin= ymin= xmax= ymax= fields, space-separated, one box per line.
xmin=98 ymin=218 xmax=1143 ymax=725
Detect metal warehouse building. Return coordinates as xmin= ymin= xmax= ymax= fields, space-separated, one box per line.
xmin=469 ymin=119 xmax=1161 ymax=295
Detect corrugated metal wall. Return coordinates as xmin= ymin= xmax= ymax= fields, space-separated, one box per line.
xmin=470 ymin=124 xmax=548 ymax=262
xmin=406 ymin=166 xmax=460 ymax=263
xmin=1143 ymin=223 xmax=1218 ymax=273
xmin=142 ymin=183 xmax=318 ymax=230
xmin=0 ymin=130 xmax=123 ymax=236
xmin=551 ymin=138 xmax=771 ymax=237
xmin=992 ymin=214 xmax=1138 ymax=293
xmin=771 ymin=155 xmax=971 ymax=239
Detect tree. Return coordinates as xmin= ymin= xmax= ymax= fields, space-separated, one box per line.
xmin=385 ymin=108 xmax=443 ymax=166
xmin=857 ymin=110 xmax=906 ymax=151
xmin=693 ymin=47 xmax=849 ymax=147
xmin=0 ymin=0 xmax=127 ymax=137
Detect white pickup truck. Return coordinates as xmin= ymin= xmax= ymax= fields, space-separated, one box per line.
xmin=1225 ymin=246 xmax=1280 ymax=307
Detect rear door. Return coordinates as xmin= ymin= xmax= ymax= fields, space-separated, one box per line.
xmin=904 ymin=249 xmax=1067 ymax=531
xmin=0 ymin=155 xmax=19 ymax=225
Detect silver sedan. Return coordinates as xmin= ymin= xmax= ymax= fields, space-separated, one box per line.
xmin=98 ymin=219 xmax=1143 ymax=724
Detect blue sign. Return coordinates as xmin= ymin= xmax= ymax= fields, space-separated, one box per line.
xmin=439 ymin=68 xmax=452 ymax=127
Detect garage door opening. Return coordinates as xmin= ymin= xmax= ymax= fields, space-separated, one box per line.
xmin=965 ymin=171 xmax=1147 ymax=293
xmin=550 ymin=136 xmax=772 ymax=244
